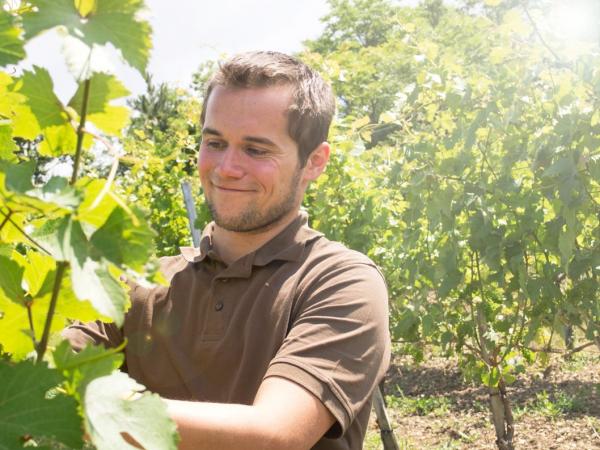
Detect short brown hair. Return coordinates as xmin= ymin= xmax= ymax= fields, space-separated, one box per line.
xmin=200 ymin=51 xmax=335 ymax=167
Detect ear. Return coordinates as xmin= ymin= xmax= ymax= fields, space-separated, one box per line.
xmin=302 ymin=142 xmax=330 ymax=182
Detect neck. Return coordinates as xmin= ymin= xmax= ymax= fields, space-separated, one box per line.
xmin=211 ymin=209 xmax=299 ymax=265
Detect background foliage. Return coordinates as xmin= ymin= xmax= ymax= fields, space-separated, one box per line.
xmin=302 ymin=1 xmax=599 ymax=447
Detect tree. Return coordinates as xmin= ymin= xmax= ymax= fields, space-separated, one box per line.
xmin=122 ymin=77 xmax=206 ymax=255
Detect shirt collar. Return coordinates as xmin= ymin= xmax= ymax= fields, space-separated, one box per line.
xmin=179 ymin=211 xmax=322 ymax=269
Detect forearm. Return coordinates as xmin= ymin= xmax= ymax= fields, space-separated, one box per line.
xmin=165 ymin=399 xmax=287 ymax=450
xmin=164 ymin=377 xmax=334 ymax=450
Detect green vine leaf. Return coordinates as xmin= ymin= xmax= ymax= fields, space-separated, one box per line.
xmin=0 ymin=250 xmax=110 ymax=359
xmin=0 ymin=360 xmax=83 ymax=449
xmin=17 ymin=67 xmax=68 ymax=130
xmin=21 ymin=0 xmax=83 ymax=40
xmin=0 ymin=207 xmax=27 ymax=246
xmin=84 ymin=371 xmax=178 ymax=450
xmin=558 ymin=226 xmax=576 ymax=267
xmin=38 ymin=124 xmax=78 ymax=157
xmin=34 ymin=176 xmax=82 ymax=210
xmin=90 ymin=206 xmax=155 ymax=271
xmin=69 ymin=73 xmax=131 ymax=113
xmin=3 ymin=160 xmax=35 ymax=193
xmin=69 ymin=73 xmax=131 ymax=135
xmin=0 ymin=9 xmax=26 ymax=67
xmin=0 ymin=123 xmax=18 ymax=160
xmin=0 ymin=292 xmax=40 ymax=359
xmin=53 ymin=340 xmax=123 ymax=400
xmin=31 ymin=216 xmax=88 ymax=263
xmin=0 ymin=73 xmax=40 ymax=140
xmin=31 ymin=216 xmax=129 ymax=324
xmin=77 ymin=178 xmax=119 ymax=228
xmin=0 ymin=168 xmax=82 ymax=218
xmin=12 ymin=250 xmax=55 ymax=300
xmin=70 ymin=257 xmax=128 ymax=326
xmin=23 ymin=0 xmax=152 ymax=73
xmin=0 ymin=255 xmax=25 ymax=304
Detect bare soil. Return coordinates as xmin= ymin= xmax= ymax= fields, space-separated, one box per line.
xmin=367 ymin=348 xmax=600 ymax=449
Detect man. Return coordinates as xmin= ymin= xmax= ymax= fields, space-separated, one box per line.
xmin=64 ymin=51 xmax=390 ymax=449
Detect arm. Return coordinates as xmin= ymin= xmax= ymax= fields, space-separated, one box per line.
xmin=165 ymin=376 xmax=335 ymax=450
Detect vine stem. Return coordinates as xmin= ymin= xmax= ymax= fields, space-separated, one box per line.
xmin=36 ymin=261 xmax=67 ymax=363
xmin=469 ymin=252 xmax=484 ymax=356
xmin=522 ymin=4 xmax=562 ymax=64
xmin=26 ymin=299 xmax=37 ymax=349
xmin=0 ymin=208 xmax=12 ymax=233
xmin=70 ymin=78 xmax=91 ymax=186
xmin=0 ymin=208 xmax=51 ymax=255
xmin=36 ymin=77 xmax=92 ymax=363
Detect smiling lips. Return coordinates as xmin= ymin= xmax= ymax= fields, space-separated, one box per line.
xmin=213 ymin=184 xmax=254 ymax=193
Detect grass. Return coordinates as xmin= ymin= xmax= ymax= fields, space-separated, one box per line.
xmin=513 ymin=390 xmax=586 ymax=419
xmin=363 ymin=429 xmax=417 ymax=450
xmin=385 ymin=392 xmax=452 ymax=416
xmin=560 ymin=351 xmax=600 ymax=372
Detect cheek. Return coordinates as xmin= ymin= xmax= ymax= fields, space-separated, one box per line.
xmin=197 ymin=150 xmax=214 ymax=177
xmin=250 ymin=160 xmax=281 ymax=187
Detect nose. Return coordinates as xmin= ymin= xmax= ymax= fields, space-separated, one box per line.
xmin=215 ymin=147 xmax=245 ymax=179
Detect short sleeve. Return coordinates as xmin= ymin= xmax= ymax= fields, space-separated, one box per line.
xmin=61 ymin=320 xmax=123 ymax=351
xmin=263 ymin=259 xmax=390 ymax=437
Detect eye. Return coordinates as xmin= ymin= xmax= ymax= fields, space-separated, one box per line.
xmin=245 ymin=146 xmax=267 ymax=157
xmin=204 ymin=139 xmax=225 ymax=150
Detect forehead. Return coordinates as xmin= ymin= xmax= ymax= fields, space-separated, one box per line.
xmin=204 ymin=85 xmax=294 ymax=125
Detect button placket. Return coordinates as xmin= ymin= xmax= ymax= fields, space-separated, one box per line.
xmin=213 ymin=277 xmax=228 ymax=312
xmin=199 ymin=275 xmax=227 ymax=340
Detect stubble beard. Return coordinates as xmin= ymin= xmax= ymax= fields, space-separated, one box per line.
xmin=205 ymin=168 xmax=303 ymax=233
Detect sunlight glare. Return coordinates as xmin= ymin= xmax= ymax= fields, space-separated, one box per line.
xmin=547 ymin=0 xmax=599 ymax=43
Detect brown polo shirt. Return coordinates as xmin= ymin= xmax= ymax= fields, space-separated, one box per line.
xmin=63 ymin=212 xmax=390 ymax=449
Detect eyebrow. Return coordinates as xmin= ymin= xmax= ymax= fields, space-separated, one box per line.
xmin=202 ymin=127 xmax=278 ymax=148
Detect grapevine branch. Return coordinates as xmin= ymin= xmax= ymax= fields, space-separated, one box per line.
xmin=502 ymin=293 xmax=527 ymax=362
xmin=25 ymin=297 xmax=37 ymax=349
xmin=475 ymin=251 xmax=497 ymax=366
xmin=70 ymin=78 xmax=91 ymax=185
xmin=499 ymin=379 xmax=515 ymax=446
xmin=469 ymin=252 xmax=484 ymax=356
xmin=36 ymin=261 xmax=67 ymax=363
xmin=519 ymin=341 xmax=595 ymax=358
xmin=522 ymin=4 xmax=562 ymax=64
xmin=477 ymin=128 xmax=498 ymax=181
xmin=0 ymin=208 xmax=51 ymax=255
xmin=37 ymin=77 xmax=92 ymax=363
xmin=0 ymin=207 xmax=12 ymax=233
xmin=581 ymin=176 xmax=600 ymax=208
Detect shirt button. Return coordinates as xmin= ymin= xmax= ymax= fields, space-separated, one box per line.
xmin=214 ymin=301 xmax=224 ymax=311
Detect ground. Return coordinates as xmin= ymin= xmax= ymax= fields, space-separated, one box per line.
xmin=365 ymin=347 xmax=600 ymax=449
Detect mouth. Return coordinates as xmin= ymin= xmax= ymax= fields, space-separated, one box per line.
xmin=213 ymin=184 xmax=253 ymax=193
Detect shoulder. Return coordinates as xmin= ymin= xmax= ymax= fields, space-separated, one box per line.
xmin=301 ymin=235 xmax=386 ymax=284
xmin=158 ymin=254 xmax=189 ymax=282
xmin=293 ymin=235 xmax=388 ymax=314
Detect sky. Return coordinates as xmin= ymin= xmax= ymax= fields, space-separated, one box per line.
xmin=21 ymin=0 xmax=332 ymax=102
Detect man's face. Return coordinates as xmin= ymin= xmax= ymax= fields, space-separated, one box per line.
xmin=198 ymin=85 xmax=307 ymax=233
